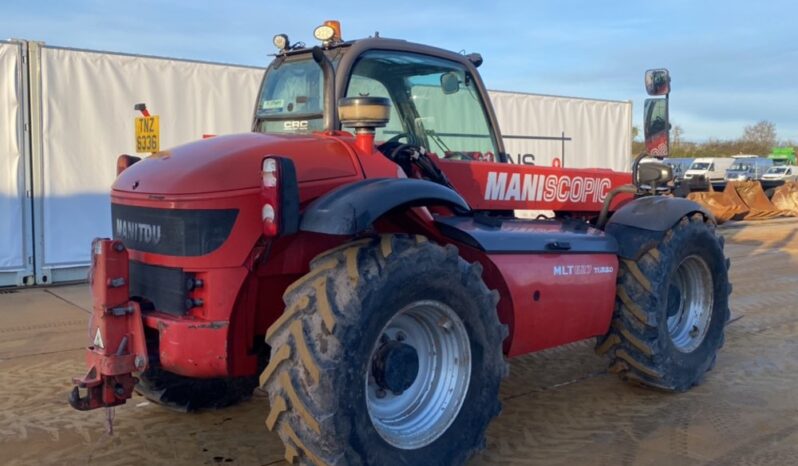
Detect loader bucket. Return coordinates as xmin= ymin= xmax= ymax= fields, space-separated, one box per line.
xmin=725 ymin=181 xmax=791 ymax=220
xmin=771 ymin=182 xmax=798 ymax=215
xmin=687 ymin=190 xmax=746 ymax=224
xmin=687 ymin=181 xmax=795 ymax=224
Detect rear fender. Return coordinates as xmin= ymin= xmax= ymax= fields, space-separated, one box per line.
xmin=300 ymin=178 xmax=470 ymax=235
xmin=606 ymin=196 xmax=713 ymax=260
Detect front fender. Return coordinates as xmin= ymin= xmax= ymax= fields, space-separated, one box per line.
xmin=300 ymin=178 xmax=470 ymax=235
xmin=606 ymin=196 xmax=713 ymax=260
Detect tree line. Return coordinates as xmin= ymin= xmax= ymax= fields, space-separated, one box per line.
xmin=632 ymin=120 xmax=792 ymax=158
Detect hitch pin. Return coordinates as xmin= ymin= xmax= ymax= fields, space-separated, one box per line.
xmin=103 ymin=336 xmax=128 ymax=435
xmin=105 ymin=406 xmax=115 ymax=435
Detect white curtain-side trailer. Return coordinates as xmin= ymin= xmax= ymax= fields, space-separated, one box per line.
xmin=4 ymin=42 xmax=633 ymax=285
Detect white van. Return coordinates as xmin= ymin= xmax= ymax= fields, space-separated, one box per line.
xmin=684 ymin=157 xmax=735 ymax=182
xmin=761 ymin=165 xmax=798 ymax=182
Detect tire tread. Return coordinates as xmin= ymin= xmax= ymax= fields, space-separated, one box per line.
xmin=597 ymin=214 xmax=731 ymax=391
xmin=262 ymin=234 xmax=506 ymax=465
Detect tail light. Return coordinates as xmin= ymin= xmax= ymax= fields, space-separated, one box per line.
xmin=116 ymin=154 xmax=141 ymax=175
xmin=260 ymin=156 xmax=300 ymax=237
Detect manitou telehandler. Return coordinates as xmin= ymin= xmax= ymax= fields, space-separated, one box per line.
xmin=70 ymin=21 xmax=730 ymax=466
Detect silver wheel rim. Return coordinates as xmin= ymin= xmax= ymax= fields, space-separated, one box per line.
xmin=365 ymin=300 xmax=471 ymax=450
xmin=667 ymin=255 xmax=714 ymax=353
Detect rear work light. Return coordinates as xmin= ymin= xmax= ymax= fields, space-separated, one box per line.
xmin=260 ymin=156 xmax=300 ymax=238
xmin=116 ymin=154 xmax=141 ymax=175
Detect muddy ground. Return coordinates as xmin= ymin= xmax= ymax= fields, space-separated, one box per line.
xmin=1 ymin=219 xmax=797 ymax=465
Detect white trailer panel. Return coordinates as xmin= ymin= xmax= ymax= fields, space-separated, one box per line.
xmin=0 ymin=41 xmax=34 ymax=287
xmin=18 ymin=44 xmax=634 ymax=284
xmin=33 ymin=46 xmax=264 ymax=283
xmin=488 ymin=90 xmax=632 ymax=172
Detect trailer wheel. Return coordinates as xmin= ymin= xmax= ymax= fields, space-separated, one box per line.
xmin=135 ymin=367 xmax=260 ymax=412
xmin=597 ymin=213 xmax=730 ymax=391
xmin=261 ymin=235 xmax=507 ymax=465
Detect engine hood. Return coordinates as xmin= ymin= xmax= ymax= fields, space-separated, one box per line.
xmin=113 ymin=132 xmax=360 ymax=195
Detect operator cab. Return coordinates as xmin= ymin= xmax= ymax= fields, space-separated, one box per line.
xmin=253 ymin=25 xmax=505 ymax=168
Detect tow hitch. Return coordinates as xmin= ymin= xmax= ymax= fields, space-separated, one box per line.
xmin=68 ymin=239 xmax=148 ymax=414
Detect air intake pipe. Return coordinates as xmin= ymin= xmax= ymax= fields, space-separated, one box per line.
xmin=312 ymin=47 xmax=337 ymax=132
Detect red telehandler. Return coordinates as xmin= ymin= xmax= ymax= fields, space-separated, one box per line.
xmin=70 ymin=21 xmax=729 ymax=466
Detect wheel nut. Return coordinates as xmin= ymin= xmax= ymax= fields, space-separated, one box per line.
xmin=376 ymin=388 xmax=387 ymax=399
xmin=396 ymin=331 xmax=406 ymax=342
xmin=438 ymin=317 xmax=453 ymax=331
xmin=380 ymin=333 xmax=390 ymax=343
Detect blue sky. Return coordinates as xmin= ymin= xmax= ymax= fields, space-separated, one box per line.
xmin=3 ymin=0 xmax=797 ymax=141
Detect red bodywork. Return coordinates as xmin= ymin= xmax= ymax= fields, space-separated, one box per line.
xmin=438 ymin=159 xmax=631 ymax=213
xmin=72 ymin=127 xmax=629 ymax=407
xmin=489 ymin=252 xmax=617 ymax=356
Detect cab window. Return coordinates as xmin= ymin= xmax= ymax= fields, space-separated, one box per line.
xmin=345 ymin=50 xmax=499 ymax=161
xmin=256 ymin=58 xmax=325 ymax=133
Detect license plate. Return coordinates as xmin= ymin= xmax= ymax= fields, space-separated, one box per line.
xmin=135 ymin=116 xmax=160 ymax=153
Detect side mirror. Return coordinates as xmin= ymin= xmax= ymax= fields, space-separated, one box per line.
xmin=644 ymin=98 xmax=669 ymax=156
xmin=645 ymin=68 xmax=670 ymax=96
xmin=440 ymin=71 xmax=460 ymax=95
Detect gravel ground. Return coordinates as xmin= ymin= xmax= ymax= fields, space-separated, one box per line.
xmin=1 ymin=218 xmax=796 ymax=465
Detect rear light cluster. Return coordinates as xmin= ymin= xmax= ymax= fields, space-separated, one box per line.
xmin=261 ymin=158 xmax=280 ymax=236
xmin=259 ymin=156 xmax=300 ymax=238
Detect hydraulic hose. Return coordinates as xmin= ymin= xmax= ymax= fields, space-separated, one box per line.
xmin=596 ymin=184 xmax=638 ymax=229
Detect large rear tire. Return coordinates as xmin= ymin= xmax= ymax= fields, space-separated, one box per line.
xmin=261 ymin=235 xmax=508 ymax=465
xmin=597 ymin=213 xmax=730 ymax=390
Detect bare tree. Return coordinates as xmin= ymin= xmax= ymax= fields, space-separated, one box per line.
xmin=742 ymin=120 xmax=777 ymax=153
xmin=672 ymin=125 xmax=683 ymax=147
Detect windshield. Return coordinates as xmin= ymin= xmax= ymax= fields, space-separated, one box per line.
xmin=729 ymin=163 xmax=752 ymax=171
xmin=690 ymin=162 xmax=711 ymax=170
xmin=254 ymin=49 xmax=499 ymax=159
xmin=255 ymin=58 xmax=325 ymax=133
xmin=345 ymin=50 xmax=499 ymax=160
xmin=767 ymin=167 xmax=787 ymax=174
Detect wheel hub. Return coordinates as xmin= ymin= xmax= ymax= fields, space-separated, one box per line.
xmin=667 ymin=284 xmax=682 ymax=318
xmin=372 ymin=340 xmax=419 ymax=395
xmin=666 ymin=255 xmax=714 ymax=353
xmin=365 ymin=300 xmax=472 ymax=450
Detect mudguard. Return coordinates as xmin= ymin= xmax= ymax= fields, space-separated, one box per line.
xmin=300 ymin=178 xmax=470 ymax=235
xmin=606 ymin=196 xmax=714 ymax=260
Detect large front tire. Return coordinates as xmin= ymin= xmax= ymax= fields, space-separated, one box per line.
xmin=261 ymin=235 xmax=507 ymax=465
xmin=597 ymin=213 xmax=730 ymax=390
